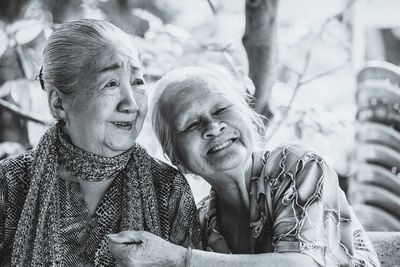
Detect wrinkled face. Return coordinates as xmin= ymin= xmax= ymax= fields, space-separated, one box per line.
xmin=163 ymin=80 xmax=255 ymax=179
xmin=64 ymin=42 xmax=147 ymax=157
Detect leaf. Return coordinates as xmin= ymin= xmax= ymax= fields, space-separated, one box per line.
xmin=2 ymin=79 xmax=33 ymax=110
xmin=0 ymin=29 xmax=8 ymax=58
xmin=7 ymin=19 xmax=35 ymax=33
xmin=132 ymin=8 xmax=163 ymax=30
xmin=0 ymin=142 xmax=26 ymax=160
xmin=0 ymin=80 xmax=11 ymax=98
xmin=163 ymin=24 xmax=192 ymax=40
xmin=8 ymin=19 xmax=43 ymax=45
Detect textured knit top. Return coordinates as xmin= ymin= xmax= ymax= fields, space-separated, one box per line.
xmin=198 ymin=143 xmax=380 ymax=267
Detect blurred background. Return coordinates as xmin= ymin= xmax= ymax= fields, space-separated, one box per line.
xmin=0 ymin=0 xmax=399 ymax=231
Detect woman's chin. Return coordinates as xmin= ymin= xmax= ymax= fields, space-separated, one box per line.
xmin=204 ymin=155 xmax=247 ymax=175
xmin=104 ymin=140 xmax=135 ymax=157
xmin=207 ymin=144 xmax=248 ymax=164
xmin=111 ymin=131 xmax=137 ymax=145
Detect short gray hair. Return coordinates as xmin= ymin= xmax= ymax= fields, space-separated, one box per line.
xmin=41 ymin=19 xmax=134 ymax=117
xmin=151 ymin=65 xmax=266 ymax=164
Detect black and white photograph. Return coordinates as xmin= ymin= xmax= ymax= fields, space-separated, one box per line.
xmin=0 ymin=0 xmax=399 ymax=266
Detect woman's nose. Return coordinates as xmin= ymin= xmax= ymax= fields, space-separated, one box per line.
xmin=117 ymin=83 xmax=139 ymax=113
xmin=202 ymin=120 xmax=226 ymax=138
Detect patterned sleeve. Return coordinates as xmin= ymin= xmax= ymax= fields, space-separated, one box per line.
xmin=0 ymin=152 xmax=35 ymax=265
xmin=0 ymin=164 xmax=6 ymax=255
xmin=167 ymin=172 xmax=203 ymax=250
xmin=264 ymin=143 xmax=379 ymax=267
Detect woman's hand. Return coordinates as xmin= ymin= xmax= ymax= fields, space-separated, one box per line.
xmin=108 ymin=230 xmax=187 ymax=267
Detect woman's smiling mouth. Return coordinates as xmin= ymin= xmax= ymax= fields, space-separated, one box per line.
xmin=112 ymin=121 xmax=134 ymax=130
xmin=207 ymin=138 xmax=238 ymax=154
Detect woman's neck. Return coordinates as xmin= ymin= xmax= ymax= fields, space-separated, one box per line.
xmin=210 ymin=151 xmax=264 ymax=210
xmin=59 ymin=165 xmax=116 ymax=217
xmin=79 ymin=179 xmax=115 ymax=216
xmin=212 ymin=151 xmax=264 ymax=253
xmin=209 ymin=154 xmax=254 ymax=211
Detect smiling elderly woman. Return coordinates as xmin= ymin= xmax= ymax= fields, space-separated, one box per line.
xmin=0 ymin=20 xmax=201 ymax=266
xmin=108 ymin=65 xmax=380 ymax=267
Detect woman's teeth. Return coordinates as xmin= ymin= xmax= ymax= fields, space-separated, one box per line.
xmin=209 ymin=139 xmax=234 ymax=153
xmin=113 ymin=121 xmax=133 ymax=129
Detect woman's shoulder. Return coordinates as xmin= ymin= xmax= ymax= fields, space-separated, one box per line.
xmin=1 ymin=149 xmax=36 ymax=178
xmin=148 ymin=156 xmax=188 ymax=187
xmin=149 ymin=157 xmax=180 ymax=176
xmin=258 ymin=142 xmax=340 ymax=206
xmin=269 ymin=141 xmax=319 ymax=159
xmin=0 ymin=150 xmax=35 ymax=212
xmin=261 ymin=142 xmax=322 ymax=178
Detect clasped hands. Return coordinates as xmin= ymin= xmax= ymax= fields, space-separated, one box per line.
xmin=108 ymin=230 xmax=187 ymax=267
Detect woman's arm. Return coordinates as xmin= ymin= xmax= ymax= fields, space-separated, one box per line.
xmin=0 ymin=167 xmax=6 ymax=253
xmin=108 ymin=231 xmax=320 ymax=267
xmin=189 ymin=250 xmax=319 ymax=267
xmin=166 ymin=172 xmax=202 ymax=249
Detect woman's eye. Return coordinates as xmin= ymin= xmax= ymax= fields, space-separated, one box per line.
xmin=186 ymin=121 xmax=200 ymax=131
xmin=215 ymin=106 xmax=230 ymax=115
xmin=131 ymin=78 xmax=145 ymax=86
xmin=104 ymin=80 xmax=118 ymax=88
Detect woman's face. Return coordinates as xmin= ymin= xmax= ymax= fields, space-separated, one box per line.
xmin=64 ymin=42 xmax=147 ymax=157
xmin=163 ymin=80 xmax=255 ymax=179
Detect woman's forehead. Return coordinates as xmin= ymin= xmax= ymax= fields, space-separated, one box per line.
xmin=96 ymin=43 xmax=141 ymax=70
xmin=163 ymin=85 xmax=229 ymax=120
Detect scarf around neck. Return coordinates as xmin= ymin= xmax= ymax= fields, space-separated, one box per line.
xmin=57 ymin=128 xmax=133 ymax=182
xmin=11 ymin=125 xmax=161 ymax=266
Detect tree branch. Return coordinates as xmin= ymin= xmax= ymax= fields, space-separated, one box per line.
xmin=206 ymin=0 xmax=216 ymax=15
xmin=15 ymin=44 xmax=32 ymax=79
xmin=299 ymin=58 xmax=350 ymax=87
xmin=265 ymin=0 xmax=358 ymax=140
xmin=0 ymin=98 xmax=52 ymax=126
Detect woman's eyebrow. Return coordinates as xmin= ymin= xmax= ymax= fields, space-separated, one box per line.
xmin=99 ymin=63 xmax=121 ymax=73
xmin=98 ymin=63 xmax=141 ymax=74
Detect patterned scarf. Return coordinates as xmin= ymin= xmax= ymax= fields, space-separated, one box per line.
xmin=57 ymin=129 xmax=132 ymax=182
xmin=11 ymin=125 xmax=161 ymax=266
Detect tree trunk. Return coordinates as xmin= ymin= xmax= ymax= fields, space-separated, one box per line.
xmin=0 ymin=0 xmax=29 ymax=22
xmin=242 ymin=0 xmax=279 ymax=121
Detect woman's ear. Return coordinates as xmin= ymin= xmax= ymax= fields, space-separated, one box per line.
xmin=48 ymin=88 xmax=67 ymax=121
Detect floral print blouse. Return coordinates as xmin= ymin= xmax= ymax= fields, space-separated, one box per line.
xmin=198 ymin=143 xmax=380 ymax=267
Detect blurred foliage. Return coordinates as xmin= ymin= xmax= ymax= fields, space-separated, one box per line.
xmin=0 ymin=0 xmax=248 ymax=159
xmin=0 ymin=0 xmax=363 ymax=183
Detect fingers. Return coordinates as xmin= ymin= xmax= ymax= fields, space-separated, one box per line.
xmin=108 ymin=233 xmax=143 ymax=266
xmin=108 ymin=241 xmax=132 ymax=255
xmin=108 ymin=241 xmax=131 ymax=262
xmin=108 ymin=230 xmax=144 ymax=244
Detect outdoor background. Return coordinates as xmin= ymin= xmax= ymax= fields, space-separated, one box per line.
xmin=1 ymin=0 xmax=399 ymax=231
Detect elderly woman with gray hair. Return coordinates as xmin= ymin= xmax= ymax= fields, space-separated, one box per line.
xmin=0 ymin=19 xmax=202 ymax=266
xmin=109 ymin=65 xmax=380 ymax=267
